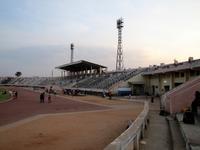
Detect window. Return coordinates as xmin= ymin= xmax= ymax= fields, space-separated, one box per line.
xmin=166 ymin=74 xmax=170 ymax=78
xmin=175 ymin=83 xmax=182 ymax=87
xmin=196 ymin=71 xmax=200 ymax=76
xmin=190 ymin=70 xmax=195 ymax=77
xmin=175 ymin=72 xmax=179 ymax=78
xmin=181 ymin=72 xmax=184 ymax=77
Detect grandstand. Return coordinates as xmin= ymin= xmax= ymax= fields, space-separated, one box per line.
xmin=1 ymin=58 xmax=200 ymax=150
xmin=2 ymin=57 xmax=200 ymax=98
xmin=0 ymin=77 xmax=13 ymax=84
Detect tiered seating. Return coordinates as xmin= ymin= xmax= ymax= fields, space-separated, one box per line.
xmin=72 ymin=68 xmax=145 ymax=89
xmin=93 ymin=73 xmax=123 ymax=89
xmin=87 ymin=75 xmax=110 ymax=88
xmin=74 ymin=76 xmax=94 ymax=88
xmin=8 ymin=77 xmax=20 ymax=84
xmin=7 ymin=77 xmax=49 ymax=86
xmin=91 ymin=69 xmax=143 ymax=89
xmin=2 ymin=68 xmax=146 ymax=90
xmin=0 ymin=77 xmax=13 ymax=84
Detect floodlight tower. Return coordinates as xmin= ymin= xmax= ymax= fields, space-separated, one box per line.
xmin=116 ymin=18 xmax=124 ymax=71
xmin=70 ymin=43 xmax=74 ymax=63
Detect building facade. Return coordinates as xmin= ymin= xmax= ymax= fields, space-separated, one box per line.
xmin=128 ymin=58 xmax=200 ymax=96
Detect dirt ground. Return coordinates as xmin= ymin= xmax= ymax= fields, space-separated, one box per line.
xmin=0 ymin=87 xmax=143 ymax=150
xmin=0 ymin=87 xmax=107 ymax=126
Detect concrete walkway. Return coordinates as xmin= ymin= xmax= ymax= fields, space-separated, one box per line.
xmin=140 ymin=98 xmax=172 ymax=150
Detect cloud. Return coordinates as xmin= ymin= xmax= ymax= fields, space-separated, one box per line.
xmin=1 ymin=0 xmax=200 ymax=76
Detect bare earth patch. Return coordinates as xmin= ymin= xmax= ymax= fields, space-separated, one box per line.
xmin=0 ymin=87 xmax=143 ymax=150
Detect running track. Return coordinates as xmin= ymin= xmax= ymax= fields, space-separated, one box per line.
xmin=0 ymin=87 xmax=108 ymax=126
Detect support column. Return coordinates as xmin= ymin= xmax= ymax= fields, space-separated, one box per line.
xmin=158 ymin=74 xmax=162 ymax=95
xmin=60 ymin=71 xmax=63 ymax=79
xmin=90 ymin=66 xmax=92 ymax=76
xmin=171 ymin=72 xmax=175 ymax=89
xmin=186 ymin=70 xmax=190 ymax=81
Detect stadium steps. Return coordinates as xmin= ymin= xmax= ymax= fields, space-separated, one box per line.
xmin=0 ymin=77 xmax=13 ymax=84
xmin=74 ymin=77 xmax=94 ymax=88
xmin=166 ymin=117 xmax=186 ymax=150
xmin=7 ymin=77 xmax=20 ymax=84
xmin=176 ymin=113 xmax=200 ymax=150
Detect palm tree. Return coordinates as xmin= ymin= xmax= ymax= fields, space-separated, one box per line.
xmin=15 ymin=72 xmax=22 ymax=77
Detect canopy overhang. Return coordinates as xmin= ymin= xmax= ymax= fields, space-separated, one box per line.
xmin=56 ymin=60 xmax=107 ymax=72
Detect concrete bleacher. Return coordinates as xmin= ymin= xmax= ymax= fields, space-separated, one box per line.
xmin=0 ymin=77 xmax=13 ymax=84
xmin=176 ymin=113 xmax=200 ymax=150
xmin=6 ymin=77 xmax=49 ymax=86
xmin=166 ymin=116 xmax=186 ymax=150
xmin=1 ymin=68 xmax=146 ymax=93
xmin=72 ymin=69 xmax=145 ymax=90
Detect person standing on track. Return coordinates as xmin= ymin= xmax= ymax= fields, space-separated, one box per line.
xmin=48 ymin=94 xmax=52 ymax=103
xmin=15 ymin=91 xmax=18 ymax=99
xmin=40 ymin=92 xmax=45 ymax=103
xmin=108 ymin=90 xmax=112 ymax=100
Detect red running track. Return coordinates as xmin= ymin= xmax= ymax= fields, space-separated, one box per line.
xmin=0 ymin=87 xmax=108 ymax=126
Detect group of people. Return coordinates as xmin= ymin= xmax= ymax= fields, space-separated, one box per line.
xmin=13 ymin=91 xmax=18 ymax=99
xmin=45 ymin=86 xmax=56 ymax=95
xmin=9 ymin=90 xmax=18 ymax=99
xmin=63 ymin=89 xmax=82 ymax=96
xmin=102 ymin=90 xmax=112 ymax=99
xmin=40 ymin=91 xmax=52 ymax=103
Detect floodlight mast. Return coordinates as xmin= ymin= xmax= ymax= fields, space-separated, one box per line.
xmin=116 ymin=18 xmax=124 ymax=71
xmin=70 ymin=43 xmax=74 ymax=63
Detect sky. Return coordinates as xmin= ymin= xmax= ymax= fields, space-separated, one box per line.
xmin=1 ymin=0 xmax=200 ymax=76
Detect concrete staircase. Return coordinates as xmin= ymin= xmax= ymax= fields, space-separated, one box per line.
xmin=167 ymin=117 xmax=186 ymax=150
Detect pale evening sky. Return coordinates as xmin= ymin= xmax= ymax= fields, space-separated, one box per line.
xmin=0 ymin=0 xmax=200 ymax=76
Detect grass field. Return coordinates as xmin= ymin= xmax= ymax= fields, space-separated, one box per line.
xmin=0 ymin=88 xmax=10 ymax=101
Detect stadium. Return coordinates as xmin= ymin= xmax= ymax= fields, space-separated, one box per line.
xmin=1 ymin=1 xmax=200 ymax=150
xmin=1 ymin=51 xmax=200 ymax=150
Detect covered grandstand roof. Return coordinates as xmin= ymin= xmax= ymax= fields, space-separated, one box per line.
xmin=142 ymin=59 xmax=200 ymax=75
xmin=56 ymin=60 xmax=107 ymax=72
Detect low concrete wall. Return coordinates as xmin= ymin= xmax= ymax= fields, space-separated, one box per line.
xmin=104 ymin=101 xmax=149 ymax=150
xmin=161 ymin=76 xmax=200 ymax=114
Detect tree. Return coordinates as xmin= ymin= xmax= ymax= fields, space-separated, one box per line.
xmin=15 ymin=72 xmax=22 ymax=77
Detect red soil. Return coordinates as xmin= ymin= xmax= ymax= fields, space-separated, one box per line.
xmin=0 ymin=87 xmax=108 ymax=126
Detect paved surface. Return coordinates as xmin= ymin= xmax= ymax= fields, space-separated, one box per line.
xmin=140 ymin=98 xmax=172 ymax=150
xmin=0 ymin=87 xmax=108 ymax=126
